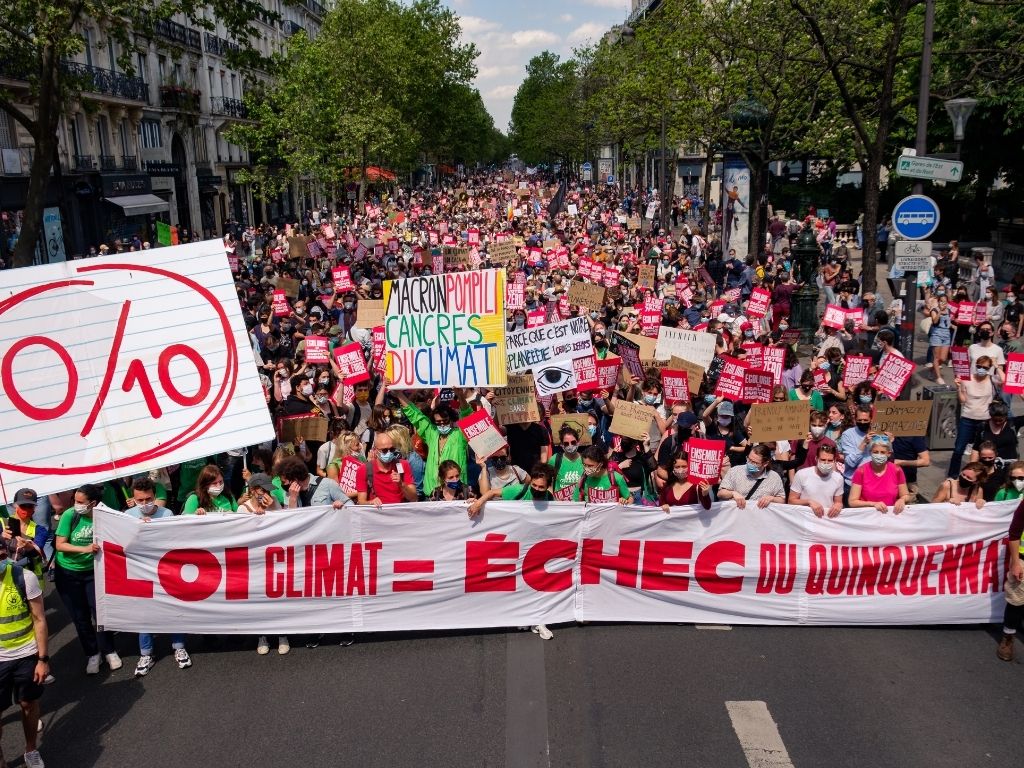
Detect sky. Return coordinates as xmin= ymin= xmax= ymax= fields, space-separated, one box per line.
xmin=446 ymin=0 xmax=633 ymax=133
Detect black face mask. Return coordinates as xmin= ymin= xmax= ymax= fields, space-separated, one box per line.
xmin=958 ymin=476 xmax=975 ymax=490
xmin=980 ymin=458 xmax=996 ymax=466
xmin=856 ymin=422 xmax=871 ymax=431
xmin=493 ymin=456 xmax=508 ymax=469
xmin=978 ymin=330 xmax=993 ymax=341
xmin=530 ymin=488 xmax=548 ymax=500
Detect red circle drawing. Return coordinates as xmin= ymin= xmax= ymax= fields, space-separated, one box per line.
xmin=158 ymin=344 xmax=212 ymax=406
xmin=1 ymin=336 xmax=78 ymax=420
xmin=0 ymin=265 xmax=239 ymax=475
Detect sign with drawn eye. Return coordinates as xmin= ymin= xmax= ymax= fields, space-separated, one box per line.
xmin=505 ymin=316 xmax=594 ymax=375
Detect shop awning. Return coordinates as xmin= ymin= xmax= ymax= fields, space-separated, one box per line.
xmin=104 ymin=194 xmax=170 ymax=216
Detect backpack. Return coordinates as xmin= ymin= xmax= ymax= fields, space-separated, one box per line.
xmin=3 ymin=561 xmax=27 ymax=608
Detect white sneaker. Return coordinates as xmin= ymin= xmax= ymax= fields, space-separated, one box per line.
xmin=256 ymin=636 xmax=270 ymax=655
xmin=174 ymin=648 xmax=192 ymax=669
xmin=133 ymin=655 xmax=154 ymax=678
xmin=277 ymin=636 xmax=290 ymax=655
xmin=23 ymin=749 xmax=44 ymax=768
xmin=531 ymin=624 xmax=554 ymax=640
xmin=85 ymin=654 xmax=101 ymax=675
xmin=105 ymin=652 xmax=123 ymax=671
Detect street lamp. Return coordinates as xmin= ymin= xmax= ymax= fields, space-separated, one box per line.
xmin=944 ymin=97 xmax=978 ymax=156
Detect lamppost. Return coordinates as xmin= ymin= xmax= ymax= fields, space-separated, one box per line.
xmin=944 ymin=97 xmax=978 ymax=158
xmin=610 ymin=25 xmax=634 ymax=194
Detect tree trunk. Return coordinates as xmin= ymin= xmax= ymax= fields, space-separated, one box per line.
xmin=745 ymin=154 xmax=765 ymax=262
xmin=859 ymin=154 xmax=882 ymax=294
xmin=702 ymin=150 xmax=714 ymax=234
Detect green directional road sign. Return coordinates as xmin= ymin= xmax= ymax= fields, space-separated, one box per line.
xmin=895 ymin=155 xmax=964 ymax=183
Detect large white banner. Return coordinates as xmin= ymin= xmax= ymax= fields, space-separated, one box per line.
xmin=505 ymin=316 xmax=593 ymax=374
xmin=96 ymin=501 xmax=1016 ymax=634
xmin=0 ymin=242 xmax=275 ymax=496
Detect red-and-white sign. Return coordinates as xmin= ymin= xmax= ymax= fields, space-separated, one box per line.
xmin=742 ymin=369 xmax=774 ymax=404
xmin=304 ymin=335 xmax=330 ymax=365
xmin=661 ymin=369 xmax=690 ymax=405
xmin=332 ymin=266 xmax=355 ymax=293
xmin=572 ymin=355 xmax=599 ymax=392
xmin=951 ymin=346 xmax=971 ymax=381
xmin=332 ymin=342 xmax=370 ymax=384
xmin=527 ymin=309 xmax=546 ymax=328
xmin=746 ymin=288 xmax=771 ymax=319
xmin=843 ymin=355 xmax=872 ymax=388
xmin=822 ymin=305 xmax=847 ymax=329
xmin=686 ymin=438 xmax=725 ymax=483
xmin=272 ymin=290 xmax=291 ymax=317
xmin=595 ymin=356 xmax=621 ymax=391
xmin=813 ymin=367 xmax=830 ymax=392
xmin=742 ymin=343 xmax=764 ymax=371
xmin=506 ymin=281 xmax=525 ymax=310
xmin=1003 ymin=353 xmax=1024 ymax=394
xmin=713 ymin=356 xmax=749 ymax=400
xmin=371 ymin=326 xmax=387 ymax=373
xmin=762 ymin=346 xmax=786 ymax=385
xmin=872 ymin=354 xmax=915 ymax=398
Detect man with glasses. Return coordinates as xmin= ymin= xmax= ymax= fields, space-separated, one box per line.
xmin=716 ymin=445 xmax=786 ymax=509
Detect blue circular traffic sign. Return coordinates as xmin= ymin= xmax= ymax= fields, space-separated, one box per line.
xmin=891 ymin=194 xmax=940 ymax=240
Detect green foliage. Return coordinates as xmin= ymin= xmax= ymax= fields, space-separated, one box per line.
xmin=509 ymin=51 xmax=588 ymax=166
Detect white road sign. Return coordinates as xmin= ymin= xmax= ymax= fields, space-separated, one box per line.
xmin=895 ymin=155 xmax=964 ymax=182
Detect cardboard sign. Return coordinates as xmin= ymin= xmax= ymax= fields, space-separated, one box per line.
xmin=656 ymin=327 xmax=717 ymax=369
xmin=383 ymin=270 xmax=507 ymax=389
xmin=567 ymin=281 xmax=606 ymax=310
xmin=1004 ymin=353 xmax=1024 ymax=394
xmin=609 ymin=399 xmax=657 ymax=441
xmin=660 ymin=369 xmax=691 ymax=405
xmin=871 ymin=400 xmax=933 ymax=437
xmin=713 ymin=356 xmax=749 ymax=400
xmin=277 ymin=277 xmax=301 ymax=299
xmin=687 ymin=438 xmax=726 ymax=483
xmin=668 ymin=356 xmax=703 ymax=393
xmin=742 ymin=369 xmax=775 ymax=404
xmin=279 ymin=415 xmax=329 ymax=443
xmin=332 ymin=342 xmax=370 ymax=384
xmin=627 ymin=216 xmax=642 ymax=231
xmin=356 ymin=300 xmax=386 ymax=328
xmin=491 ymin=375 xmax=541 ymax=425
xmin=304 ymin=335 xmax=330 ymax=365
xmin=748 ymin=401 xmax=811 ymax=442
xmin=457 ymin=409 xmax=507 ymax=459
xmin=506 ymin=315 xmax=593 ymax=374
xmin=746 ymin=288 xmax=772 ymax=319
xmin=549 ymin=413 xmax=591 ymax=446
xmin=842 ymin=355 xmax=872 ymax=388
xmin=287 ymin=237 xmax=306 ymax=259
xmin=951 ymin=346 xmax=971 ymax=381
xmin=332 ymin=265 xmax=355 ymax=293
xmin=489 ymin=241 xmax=517 ymax=264
xmin=871 ymin=354 xmax=915 ymax=398
xmin=442 ymin=246 xmax=471 ymax=270
xmin=638 ymin=265 xmax=656 ymax=289
xmin=272 ymin=290 xmax=291 ymax=317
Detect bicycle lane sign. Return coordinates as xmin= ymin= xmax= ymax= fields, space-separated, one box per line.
xmin=891 ymin=194 xmax=940 ymax=240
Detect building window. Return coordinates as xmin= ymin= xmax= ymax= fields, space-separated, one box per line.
xmin=70 ymin=117 xmax=82 ymax=156
xmin=0 ymin=112 xmax=16 ymax=149
xmin=158 ymin=56 xmax=166 ymax=84
xmin=83 ymin=29 xmax=94 ymax=67
xmin=136 ymin=52 xmax=148 ymax=84
xmin=138 ymin=119 xmax=162 ymax=149
xmin=107 ymin=38 xmax=117 ymax=72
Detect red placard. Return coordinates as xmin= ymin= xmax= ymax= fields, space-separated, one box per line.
xmin=713 ymin=355 xmax=749 ymax=400
xmin=822 ymin=304 xmax=847 ymax=329
xmin=660 ymin=369 xmax=690 ymax=405
xmin=762 ymin=345 xmax=786 ymax=385
xmin=467 ymin=228 xmax=480 ymax=245
xmin=332 ymin=342 xmax=370 ymax=384
xmin=456 ymin=409 xmax=507 ymax=459
xmin=373 ymin=244 xmax=385 ymax=258
xmin=746 ymin=288 xmax=772 ymax=319
xmin=813 ymin=367 xmax=831 ymax=392
xmin=779 ymin=328 xmax=802 ymax=345
xmin=951 ymin=346 xmax=971 ymax=380
xmin=590 ymin=262 xmax=605 ymax=284
xmin=506 ymin=281 xmax=525 ymax=310
xmin=742 ymin=369 xmax=774 ymax=403
xmin=227 ymin=252 xmax=239 ymax=272
xmin=432 ymin=254 xmax=445 ymax=274
xmin=741 ymin=343 xmax=765 ymax=371
xmin=603 ymin=265 xmax=621 ymax=288
xmin=687 ymin=438 xmax=726 ymax=483
xmin=722 ymin=288 xmax=741 ymax=303
xmin=304 ymin=335 xmax=330 ymax=365
xmin=371 ymin=326 xmax=387 ymax=373
xmin=973 ymin=302 xmax=988 ymax=325
xmin=557 ymin=295 xmax=570 ymax=319
xmin=572 ymin=355 xmax=599 ymax=391
xmin=527 ymin=309 xmax=546 ymax=328
xmin=843 ymin=355 xmax=872 ymax=388
xmin=272 ymin=290 xmax=290 ymax=317
xmin=595 ymin=357 xmax=621 ymax=390
xmin=871 ymin=354 xmax=915 ymax=398
xmin=578 ymin=258 xmax=594 ymax=281
xmin=388 ymin=237 xmax=399 ymax=254
xmin=955 ymin=302 xmax=975 ymax=325
xmin=332 ymin=265 xmax=355 ymax=293
xmin=640 ymin=308 xmax=661 ymax=338
xmin=337 ymin=456 xmax=366 ymax=496
xmin=1004 ymin=354 xmax=1024 ymax=394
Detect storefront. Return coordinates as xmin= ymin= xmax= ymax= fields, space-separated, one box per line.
xmin=99 ymin=173 xmax=170 ymax=246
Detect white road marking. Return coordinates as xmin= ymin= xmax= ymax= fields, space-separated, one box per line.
xmin=726 ymin=700 xmax=796 ymax=768
xmin=506 ymin=631 xmax=550 ymax=768
xmin=695 ymin=624 xmax=733 ymax=630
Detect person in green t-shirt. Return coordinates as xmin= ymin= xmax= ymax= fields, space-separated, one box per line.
xmin=470 ymin=463 xmax=555 ymax=517
xmin=548 ymin=425 xmax=585 ymax=501
xmin=101 ymin=475 xmax=167 ymax=511
xmin=995 ymin=461 xmax=1024 ymax=501
xmin=54 ymin=484 xmax=118 ymax=674
xmin=181 ymin=465 xmax=238 ymax=514
xmin=579 ymin=445 xmax=631 ymax=504
xmin=176 ymin=457 xmax=213 ymax=505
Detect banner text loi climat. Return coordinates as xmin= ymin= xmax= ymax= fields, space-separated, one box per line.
xmin=95 ymin=501 xmax=1017 ymax=635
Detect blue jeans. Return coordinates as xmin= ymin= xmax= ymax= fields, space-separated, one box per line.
xmin=949 ymin=416 xmax=986 ymax=478
xmin=139 ymin=633 xmax=186 ymax=655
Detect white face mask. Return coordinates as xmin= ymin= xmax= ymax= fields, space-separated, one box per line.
xmin=817 ymin=461 xmax=835 ymax=475
xmin=138 ymin=501 xmax=157 ymax=515
xmin=73 ymin=503 xmax=90 ymax=514
xmin=810 ymin=426 xmax=826 ymax=438
xmin=301 ymin=384 xmax=314 ymax=396
xmin=209 ymin=484 xmax=224 ymax=497
xmin=1014 ymin=479 xmax=1024 ymax=493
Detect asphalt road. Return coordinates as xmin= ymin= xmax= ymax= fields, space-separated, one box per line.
xmin=6 ymin=588 xmax=1019 ymax=768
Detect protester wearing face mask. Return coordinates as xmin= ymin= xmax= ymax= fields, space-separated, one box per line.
xmin=610 ymin=434 xmax=657 ymax=503
xmin=657 ymin=452 xmax=712 ymax=512
xmin=931 ymin=461 xmax=988 ymax=509
xmin=470 ymin=464 xmax=556 ymax=516
xmin=55 ymin=484 xmax=119 ymax=675
xmin=548 ymin=425 xmax=586 ymax=500
xmin=799 ymin=411 xmax=838 ymax=470
xmin=950 ymin=355 xmax=996 ymax=478
xmin=482 ymin=448 xmax=528 ymax=491
xmin=968 ymin=323 xmax=1005 ymax=386
xmin=275 ymin=372 xmax=317 ymax=416
xmin=789 ymin=444 xmax=844 ymax=518
xmin=389 ymin=388 xmax=468 ymax=498
xmin=181 ymin=466 xmax=237 ymax=515
xmin=849 ymin=436 xmax=912 ymax=514
xmin=838 ymin=405 xmax=877 ymax=502
xmin=579 ymin=446 xmax=631 ymax=504
xmin=994 ymin=461 xmax=1024 ymax=502
xmin=717 ymin=444 xmax=786 ymax=509
xmin=429 ymin=461 xmax=474 ymax=502
xmin=357 ymin=429 xmax=418 ymax=506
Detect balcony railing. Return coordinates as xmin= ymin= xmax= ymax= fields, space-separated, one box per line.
xmin=154 ymin=18 xmax=202 ymax=51
xmin=159 ymin=85 xmax=201 ymax=112
xmin=301 ymin=0 xmax=325 ymax=17
xmin=73 ymin=155 xmax=95 ymax=171
xmin=62 ymin=61 xmax=148 ymax=103
xmin=210 ymin=96 xmax=247 ymax=119
xmin=205 ymin=32 xmax=241 ymax=58
xmin=121 ymin=155 xmax=138 ymax=171
xmin=282 ymin=19 xmax=305 ymax=37
xmin=99 ymin=154 xmax=118 ymax=171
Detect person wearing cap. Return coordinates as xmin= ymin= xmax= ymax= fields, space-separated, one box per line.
xmin=237 ymin=474 xmax=289 ymax=656
xmin=0 ymin=491 xmax=49 ymax=768
xmin=3 ymin=491 xmax=47 ymax=579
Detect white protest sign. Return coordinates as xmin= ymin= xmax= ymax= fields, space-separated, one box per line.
xmin=0 ymin=242 xmax=275 ymax=496
xmin=505 ymin=316 xmax=593 ymax=374
xmin=655 ymin=327 xmax=717 ymax=369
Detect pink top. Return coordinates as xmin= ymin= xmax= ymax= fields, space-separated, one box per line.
xmin=852 ymin=462 xmax=906 ymax=506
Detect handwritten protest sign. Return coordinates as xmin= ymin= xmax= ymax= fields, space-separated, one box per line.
xmin=491 ymin=375 xmax=540 ymax=425
xmin=332 ymin=342 xmax=370 ymax=384
xmin=0 ymin=242 xmax=275 ymax=496
xmin=442 ymin=246 xmax=471 ymax=270
xmin=843 ymin=355 xmax=872 ymax=388
xmin=638 ymin=265 xmax=656 ymax=289
xmin=304 ymin=336 xmax=330 ymax=365
xmin=533 ymin=361 xmax=577 ymax=396
xmin=872 ymin=400 xmax=933 ymax=436
xmin=656 ymin=327 xmax=717 ymax=369
xmin=549 ymin=413 xmax=591 ymax=446
xmin=567 ymin=281 xmax=606 ymax=310
xmin=687 ymin=439 xmax=725 ymax=483
xmin=506 ymin=315 xmax=593 ymax=374
xmin=871 ymin=354 xmax=915 ymax=398
xmin=489 ymin=241 xmax=517 ymax=264
xmin=1003 ymin=353 xmax=1024 ymax=394
xmin=457 ymin=409 xmax=507 ymax=459
xmin=742 ymin=369 xmax=775 ymax=404
xmin=609 ymin=400 xmax=656 ymax=441
xmin=749 ymin=401 xmax=811 ymax=442
xmin=383 ymin=269 xmax=507 ymax=389
xmin=277 ymin=277 xmax=301 ymax=299
xmin=279 ymin=415 xmax=328 ymax=443
xmin=661 ymin=369 xmax=690 ymax=405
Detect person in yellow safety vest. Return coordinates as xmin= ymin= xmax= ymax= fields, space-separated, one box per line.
xmin=3 ymin=490 xmax=48 ymax=580
xmin=0 ymin=505 xmax=50 ymax=768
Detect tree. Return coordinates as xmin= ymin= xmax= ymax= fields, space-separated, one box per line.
xmin=509 ymin=52 xmax=587 ymax=168
xmin=0 ymin=0 xmax=269 ymax=267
